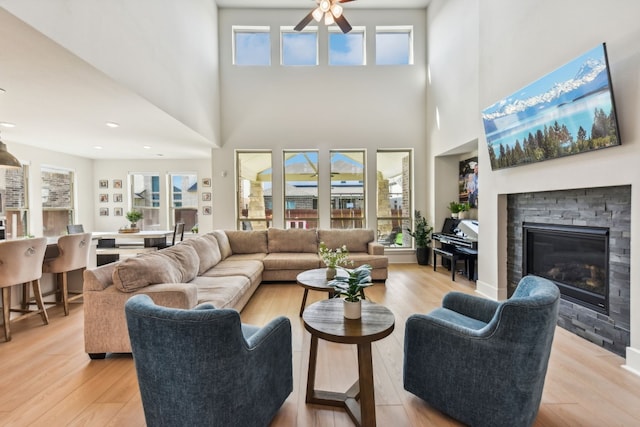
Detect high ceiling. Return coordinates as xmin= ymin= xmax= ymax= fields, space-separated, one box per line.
xmin=0 ymin=0 xmax=430 ymax=160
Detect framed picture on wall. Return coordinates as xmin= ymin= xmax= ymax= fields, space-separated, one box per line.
xmin=99 ymin=179 xmax=108 ymax=189
xmin=113 ymin=179 xmax=123 ymax=189
xmin=113 ymin=193 xmax=123 ymax=203
xmin=202 ymin=192 xmax=212 ymax=202
xmin=203 ymin=206 xmax=212 ymax=215
xmin=99 ymin=194 xmax=109 ymax=203
xmin=114 ymin=207 xmax=123 ymax=216
xmin=99 ymin=207 xmax=109 ymax=216
xmin=202 ymin=178 xmax=211 ymax=187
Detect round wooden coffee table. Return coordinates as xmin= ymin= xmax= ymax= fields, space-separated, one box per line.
xmin=302 ymin=298 xmax=395 ymax=427
xmin=296 ymin=268 xmax=337 ymax=317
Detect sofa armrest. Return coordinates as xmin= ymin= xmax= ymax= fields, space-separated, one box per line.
xmin=368 ymin=241 xmax=385 ymax=255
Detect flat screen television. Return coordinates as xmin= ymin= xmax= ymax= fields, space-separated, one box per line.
xmin=482 ymin=43 xmax=621 ymax=170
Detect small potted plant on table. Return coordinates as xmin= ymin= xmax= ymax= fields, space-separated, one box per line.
xmin=318 ymin=241 xmax=352 ymax=279
xmin=124 ymin=209 xmax=143 ymax=232
xmin=406 ymin=210 xmax=434 ymax=266
xmin=329 ymin=264 xmax=373 ymax=319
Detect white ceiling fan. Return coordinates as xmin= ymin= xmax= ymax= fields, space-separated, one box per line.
xmin=294 ymin=0 xmax=355 ymax=34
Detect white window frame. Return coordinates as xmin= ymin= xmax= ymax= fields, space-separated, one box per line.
xmin=232 ymin=25 xmax=271 ymax=66
xmin=328 ymin=26 xmax=366 ymax=66
xmin=375 ymin=25 xmax=414 ymax=66
xmin=280 ymin=26 xmax=319 ymax=66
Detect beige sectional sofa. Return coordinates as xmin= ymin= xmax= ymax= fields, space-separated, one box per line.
xmin=83 ymin=228 xmax=387 ymax=358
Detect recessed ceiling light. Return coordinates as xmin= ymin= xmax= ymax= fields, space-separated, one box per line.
xmin=143 ymin=145 xmax=152 ymax=150
xmin=94 ymin=146 xmax=103 ymax=150
xmin=0 ymin=88 xmax=5 ymax=94
xmin=156 ymin=154 xmax=164 ymax=157
xmin=105 ymin=121 xmax=120 ymax=128
xmin=0 ymin=122 xmax=16 ymax=128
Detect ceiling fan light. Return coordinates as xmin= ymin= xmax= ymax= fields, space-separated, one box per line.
xmin=324 ymin=12 xmax=335 ymax=25
xmin=319 ymin=0 xmax=331 ymax=13
xmin=331 ymin=4 xmax=343 ymax=18
xmin=312 ymin=7 xmax=323 ymax=22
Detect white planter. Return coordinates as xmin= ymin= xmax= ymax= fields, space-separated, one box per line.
xmin=343 ymin=299 xmax=362 ymax=319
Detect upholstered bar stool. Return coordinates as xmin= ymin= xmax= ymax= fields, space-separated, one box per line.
xmin=42 ymin=233 xmax=91 ymax=316
xmin=0 ymin=237 xmax=49 ymax=342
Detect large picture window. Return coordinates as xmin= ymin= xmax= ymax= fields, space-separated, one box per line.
xmin=376 ymin=150 xmax=412 ymax=248
xmin=237 ymin=151 xmax=273 ymax=230
xmin=169 ymin=173 xmax=198 ymax=231
xmin=129 ymin=172 xmax=160 ymax=230
xmin=41 ymin=167 xmax=74 ymax=237
xmin=330 ymin=150 xmax=365 ymax=228
xmin=284 ymin=151 xmax=318 ymax=229
xmin=1 ymin=164 xmax=29 ymax=238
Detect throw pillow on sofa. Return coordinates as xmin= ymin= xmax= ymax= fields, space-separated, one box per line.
xmin=268 ymin=228 xmax=318 ymax=253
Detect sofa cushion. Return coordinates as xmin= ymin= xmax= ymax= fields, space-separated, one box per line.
xmin=318 ymin=229 xmax=375 ymax=253
xmin=200 ymin=259 xmax=263 ymax=285
xmin=346 ymin=253 xmax=389 ymax=269
xmin=263 ymin=253 xmax=322 ymax=271
xmin=210 ymin=231 xmax=232 ymax=260
xmin=226 ymin=230 xmax=268 ymax=254
xmin=182 ymin=234 xmax=222 ymax=274
xmin=268 ymin=228 xmax=318 ymax=253
xmin=112 ymin=245 xmax=199 ymax=293
xmin=189 ymin=275 xmax=251 ymax=309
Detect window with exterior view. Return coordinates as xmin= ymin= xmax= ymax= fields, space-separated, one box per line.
xmin=170 ymin=173 xmax=198 ymax=232
xmin=41 ymin=167 xmax=74 ymax=237
xmin=329 ymin=27 xmax=365 ymax=66
xmin=237 ymin=151 xmax=273 ymax=230
xmin=284 ymin=151 xmax=318 ymax=229
xmin=0 ymin=164 xmax=29 ymax=238
xmin=330 ymin=150 xmax=365 ymax=228
xmin=376 ymin=150 xmax=412 ymax=248
xmin=376 ymin=26 xmax=413 ymax=65
xmin=281 ymin=27 xmax=318 ymax=66
xmin=129 ymin=172 xmax=160 ymax=230
xmin=233 ymin=26 xmax=271 ymax=66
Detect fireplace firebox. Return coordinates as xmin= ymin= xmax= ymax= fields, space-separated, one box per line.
xmin=523 ymin=222 xmax=609 ymax=314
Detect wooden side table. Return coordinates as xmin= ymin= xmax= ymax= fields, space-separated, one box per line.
xmin=296 ymin=268 xmax=336 ymax=317
xmin=302 ymin=299 xmax=395 ymax=427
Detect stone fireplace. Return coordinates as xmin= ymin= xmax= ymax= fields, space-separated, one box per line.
xmin=507 ymin=186 xmax=630 ymax=356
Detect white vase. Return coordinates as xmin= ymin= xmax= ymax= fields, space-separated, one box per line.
xmin=326 ymin=267 xmax=336 ymax=280
xmin=343 ymin=299 xmax=362 ymax=319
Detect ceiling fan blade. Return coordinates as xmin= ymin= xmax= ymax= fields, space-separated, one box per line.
xmin=334 ymin=14 xmax=352 ymax=33
xmin=338 ymin=0 xmax=357 ymax=3
xmin=294 ymin=11 xmax=314 ymax=31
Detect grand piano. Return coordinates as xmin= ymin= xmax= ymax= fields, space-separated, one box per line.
xmin=431 ymin=218 xmax=478 ymax=281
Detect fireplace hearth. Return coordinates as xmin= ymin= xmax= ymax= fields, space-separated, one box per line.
xmin=523 ymin=223 xmax=609 ymax=314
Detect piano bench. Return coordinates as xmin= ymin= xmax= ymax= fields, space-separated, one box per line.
xmin=432 ymin=248 xmax=460 ymax=281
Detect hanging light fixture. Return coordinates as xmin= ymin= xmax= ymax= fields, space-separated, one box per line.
xmin=295 ymin=0 xmax=355 ymax=34
xmin=0 ymin=132 xmax=21 ymax=168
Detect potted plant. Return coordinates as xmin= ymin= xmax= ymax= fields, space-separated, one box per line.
xmin=318 ymin=241 xmax=353 ymax=279
xmin=448 ymin=201 xmax=463 ymax=218
xmin=406 ymin=210 xmax=434 ymax=266
xmin=125 ymin=209 xmax=143 ymax=230
xmin=458 ymin=201 xmax=471 ymax=219
xmin=329 ymin=264 xmax=373 ymax=319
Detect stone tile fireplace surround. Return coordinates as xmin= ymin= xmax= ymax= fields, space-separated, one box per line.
xmin=506 ymin=186 xmax=630 ymax=356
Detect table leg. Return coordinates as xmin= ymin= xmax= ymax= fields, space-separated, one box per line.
xmin=357 ymin=343 xmax=376 ymax=427
xmin=300 ymin=289 xmax=309 ymax=317
xmin=306 ymin=335 xmax=319 ymax=402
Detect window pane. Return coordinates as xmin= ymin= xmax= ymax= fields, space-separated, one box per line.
xmin=170 ymin=173 xmax=198 ymax=231
xmin=237 ymin=151 xmax=273 ymax=230
xmin=331 ymin=151 xmax=365 ymax=229
xmin=284 ymin=151 xmax=318 ymax=229
xmin=376 ymin=27 xmax=413 ymax=65
xmin=376 ymin=150 xmax=412 ymax=248
xmin=282 ymin=30 xmax=318 ymax=66
xmin=329 ymin=29 xmax=365 ymax=66
xmin=234 ymin=27 xmax=271 ymax=66
xmin=1 ymin=165 xmax=29 ymax=238
xmin=41 ymin=167 xmax=73 ymax=237
xmin=130 ymin=173 xmax=160 ymax=230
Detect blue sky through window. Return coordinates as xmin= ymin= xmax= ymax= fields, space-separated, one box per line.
xmin=234 ymin=31 xmax=270 ymax=66
xmin=376 ymin=31 xmax=411 ymax=65
xmin=329 ymin=31 xmax=364 ymax=66
xmin=282 ymin=32 xmax=317 ymax=66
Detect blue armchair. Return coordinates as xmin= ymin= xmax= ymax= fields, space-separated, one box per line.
xmin=125 ymin=294 xmax=293 ymax=427
xmin=403 ymin=275 xmax=560 ymax=427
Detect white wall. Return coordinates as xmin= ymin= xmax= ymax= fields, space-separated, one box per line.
xmin=92 ymin=159 xmax=213 ymax=233
xmin=9 ymin=142 xmax=94 ymax=235
xmin=1 ymin=0 xmax=221 ymax=146
xmin=215 ymin=8 xmax=428 ymax=239
xmin=428 ymin=0 xmax=640 ymax=373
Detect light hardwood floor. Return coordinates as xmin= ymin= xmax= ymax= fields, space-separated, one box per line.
xmin=1 ymin=264 xmax=640 ymax=426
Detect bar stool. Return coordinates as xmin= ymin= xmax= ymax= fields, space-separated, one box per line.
xmin=42 ymin=233 xmax=91 ymax=316
xmin=0 ymin=237 xmax=49 ymax=342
